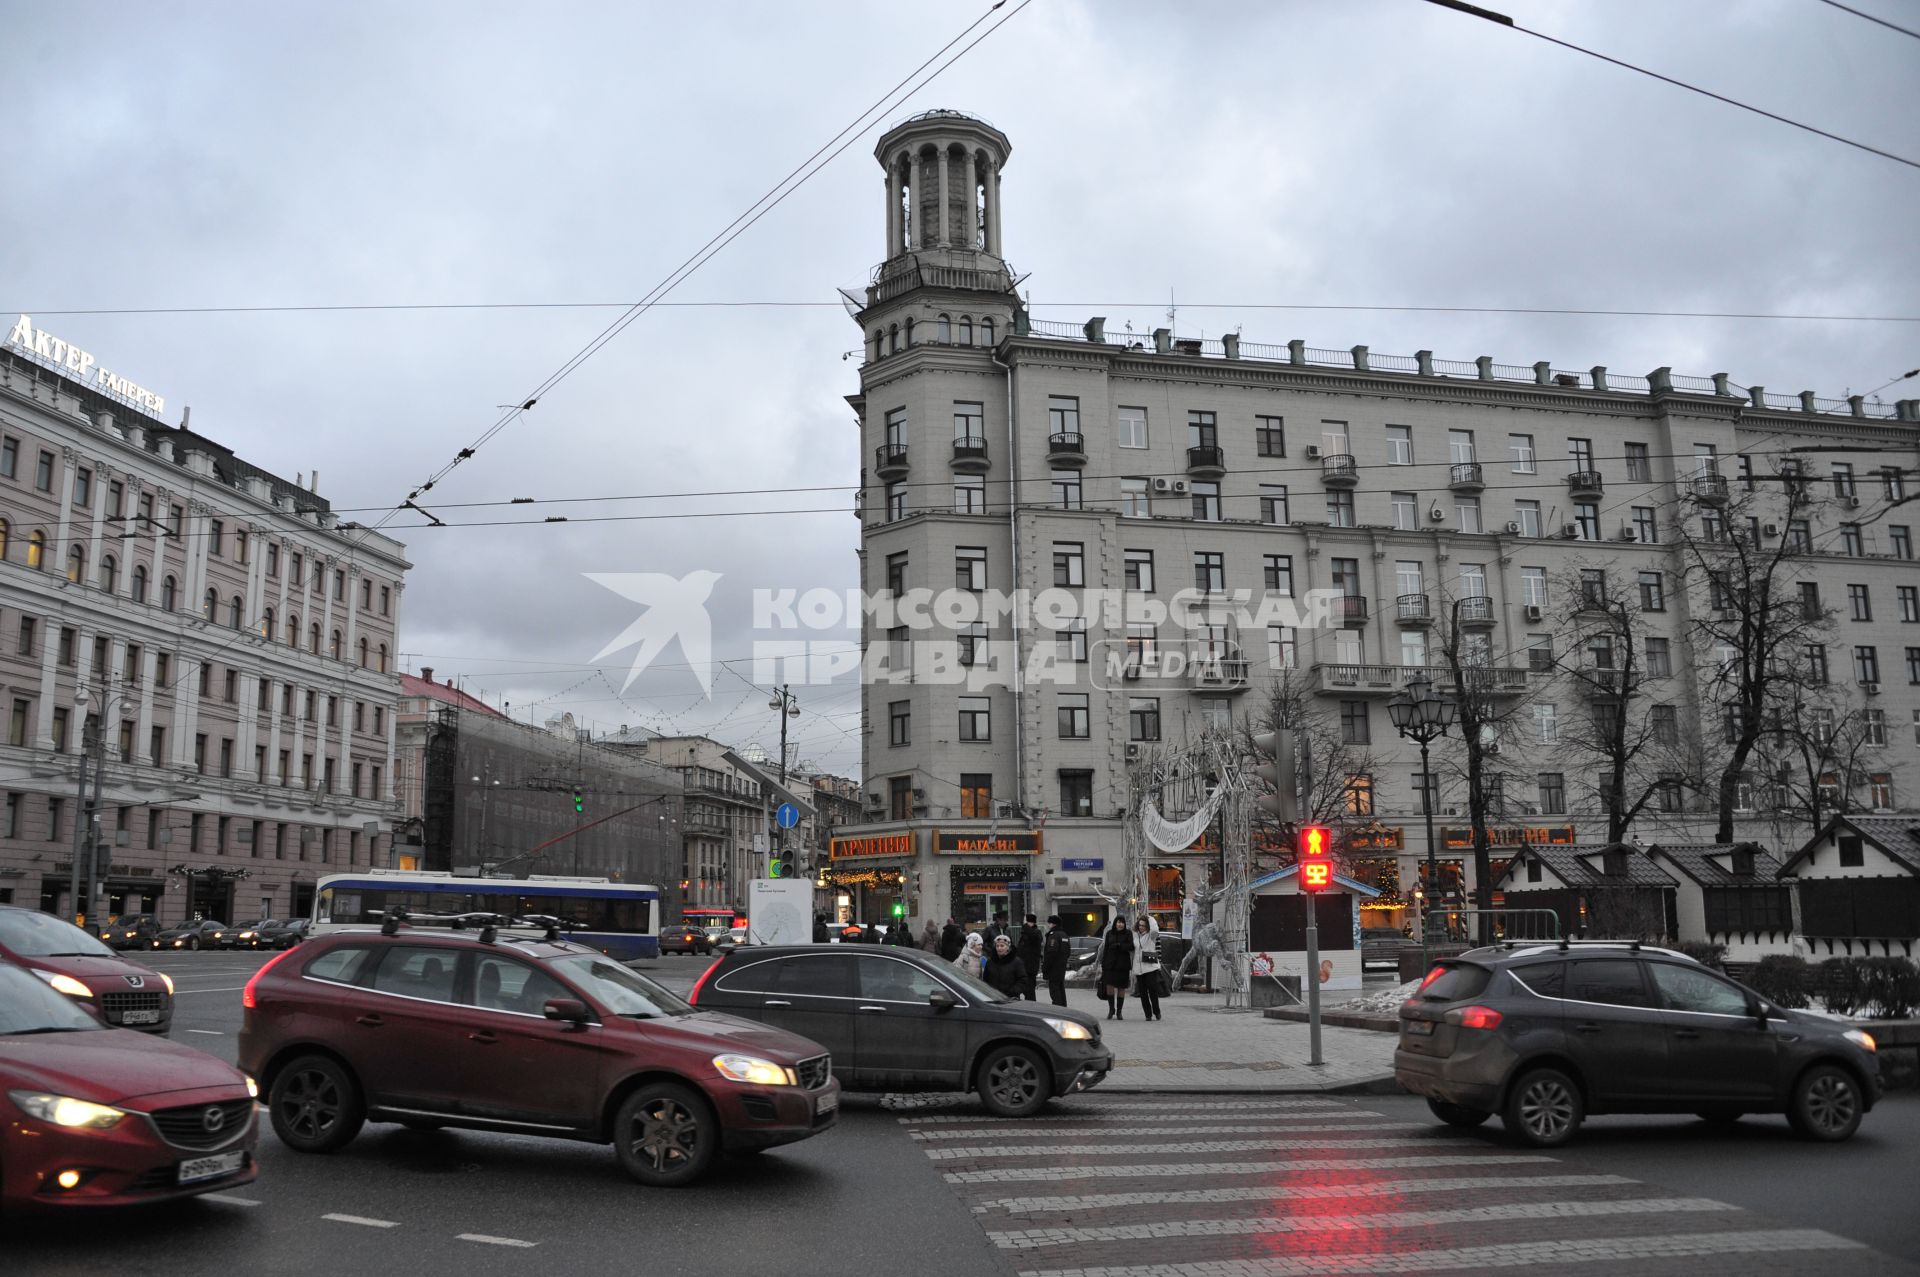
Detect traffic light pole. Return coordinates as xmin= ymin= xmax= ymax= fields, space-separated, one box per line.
xmin=1305 ymin=902 xmax=1322 ymax=1066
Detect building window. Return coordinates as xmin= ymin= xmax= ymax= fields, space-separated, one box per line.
xmin=956 ymin=546 xmax=987 ymax=591
xmin=1538 ymin=773 xmax=1566 ymax=814
xmin=954 ymin=475 xmax=986 ymax=514
xmin=1052 ymin=542 xmax=1084 ymax=587
xmin=1832 ymin=463 xmax=1856 ymax=499
xmin=1856 ymin=646 xmax=1881 ymax=685
xmin=1533 ymin=703 xmax=1558 ymax=744
xmin=960 ymin=775 xmax=993 ymax=819
xmin=1850 ymin=584 xmax=1872 ymax=621
xmin=1340 ymin=700 xmax=1370 ymax=745
xmin=1260 ymin=485 xmax=1289 ymax=525
xmin=888 ymin=702 xmax=909 ymax=747
xmin=1892 ymin=526 xmax=1912 ymax=559
xmin=1059 ymin=769 xmax=1094 ymax=817
xmin=1117 ymin=406 xmax=1148 ymax=449
xmin=26 ymin=530 xmax=45 ymax=571
xmin=1051 ymin=468 xmax=1082 ymax=510
xmin=1638 ymin=571 xmax=1665 ymax=611
xmin=1513 ymin=500 xmax=1541 ymax=538
xmin=1625 ymin=443 xmax=1650 ymax=482
xmin=1193 ymin=552 xmax=1225 ymax=593
xmin=1521 ymin=567 xmax=1547 ymax=607
xmin=885 ymin=481 xmax=907 ymax=521
xmin=958 ymin=697 xmax=991 ymax=742
xmin=1509 ymin=433 xmax=1535 ymax=473
xmin=1870 ymin=774 xmax=1895 ymax=810
xmin=1838 ymin=524 xmax=1862 ymax=557
xmin=1631 ymin=507 xmax=1657 ymax=543
xmin=34 ymin=450 xmax=54 ymax=492
xmin=1058 ymin=693 xmax=1090 ymax=739
xmin=1123 ymin=550 xmax=1154 ymax=592
xmin=1391 ymin=492 xmax=1417 ymax=531
xmin=1187 ymin=410 xmax=1218 ymax=450
xmin=1900 ymin=586 xmax=1919 ymax=623
xmin=1118 ymin=477 xmax=1148 ymax=517
xmin=1645 ymin=637 xmax=1671 ymax=678
xmin=1575 ymin=503 xmax=1600 ymax=541
xmin=1526 ymin=634 xmax=1553 ymax=673
xmin=1578 ymin=569 xmax=1607 ymax=608
xmin=889 ymin=777 xmax=913 ymax=821
xmin=1256 ymin=416 xmax=1285 ymax=457
xmin=1263 ymin=554 xmax=1294 ymax=595
xmin=1344 ymin=774 xmax=1374 ymax=816
xmin=1884 ymin=468 xmax=1907 ymax=502
xmin=1455 ymin=497 xmax=1480 ymax=534
xmin=1049 ymin=396 xmax=1081 ymax=437
xmin=958 ymin=622 xmax=989 ymax=666
xmin=1128 ymin=697 xmax=1161 ymax=742
xmin=885 ymin=552 xmax=908 ymax=595
xmin=1190 ymin=481 xmax=1221 ymax=521
xmin=1651 ymin=704 xmax=1678 ymax=745
xmin=1387 ymin=425 xmax=1412 ymax=465
xmin=1329 ymin=490 xmax=1356 ymax=527
xmin=1865 ymin=709 xmax=1887 ymax=746
xmin=1267 ymin=626 xmax=1297 ymax=670
xmin=1806 ymin=643 xmax=1829 ymax=684
xmin=1056 ymin=617 xmax=1088 ymax=663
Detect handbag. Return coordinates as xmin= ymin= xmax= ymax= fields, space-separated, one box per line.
xmin=1154 ymin=967 xmax=1172 ymax=997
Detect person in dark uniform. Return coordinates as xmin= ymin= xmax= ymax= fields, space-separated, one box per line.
xmin=812 ymin=914 xmax=829 ymax=944
xmin=939 ymin=917 xmax=965 ymax=961
xmin=1040 ymin=914 xmax=1071 ymax=1007
xmin=1014 ymin=913 xmax=1043 ymax=1001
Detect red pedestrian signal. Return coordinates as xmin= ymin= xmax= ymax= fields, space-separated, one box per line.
xmin=1298 ymin=825 xmax=1333 ymax=893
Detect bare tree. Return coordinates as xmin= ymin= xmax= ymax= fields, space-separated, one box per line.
xmin=1670 ymin=464 xmax=1837 ymax=843
xmin=1748 ymin=679 xmax=1885 ymax=834
xmin=1244 ymin=670 xmax=1381 ymax=870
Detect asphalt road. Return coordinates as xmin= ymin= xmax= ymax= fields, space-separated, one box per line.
xmin=9 ymin=950 xmax=1919 ymax=1276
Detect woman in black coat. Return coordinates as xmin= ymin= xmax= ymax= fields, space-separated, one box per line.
xmin=981 ymin=934 xmax=1028 ymax=997
xmin=1097 ymin=916 xmax=1136 ymax=1019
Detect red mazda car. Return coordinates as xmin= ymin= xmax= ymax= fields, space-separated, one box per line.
xmin=238 ymin=924 xmax=838 ymax=1186
xmin=0 ymin=905 xmax=175 ymax=1034
xmin=0 ymin=962 xmax=258 ymax=1209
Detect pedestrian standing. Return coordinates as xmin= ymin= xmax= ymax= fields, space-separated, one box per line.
xmin=1131 ymin=915 xmax=1164 ymax=1021
xmin=981 ymin=934 xmax=1027 ymax=997
xmin=1041 ymin=914 xmax=1070 ymax=1007
xmin=939 ymin=917 xmax=965 ymax=962
xmin=812 ymin=914 xmax=828 ymax=943
xmin=920 ymin=919 xmax=940 ymax=951
xmin=952 ymin=931 xmax=985 ymax=976
xmin=1015 ymin=913 xmax=1043 ymax=1001
xmin=862 ymin=920 xmax=883 ymax=945
xmin=1098 ymin=916 xmax=1135 ymax=1020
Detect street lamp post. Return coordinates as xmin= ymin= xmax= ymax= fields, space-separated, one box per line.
xmin=1388 ymin=673 xmax=1456 ymax=941
xmin=473 ymin=767 xmax=501 ymax=873
xmin=767 ymin=686 xmax=801 ymax=872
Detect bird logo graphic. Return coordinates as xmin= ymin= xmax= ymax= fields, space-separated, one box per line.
xmin=586 ymin=571 xmax=722 ymax=695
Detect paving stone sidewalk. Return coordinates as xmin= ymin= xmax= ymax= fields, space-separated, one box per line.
xmin=1074 ymin=983 xmax=1400 ymax=1093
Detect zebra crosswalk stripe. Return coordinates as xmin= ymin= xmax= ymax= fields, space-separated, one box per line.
xmin=922 ymin=1133 xmax=1424 ymax=1160
xmin=911 ymin=1115 xmax=1388 ymax=1138
xmin=968 ymin=1173 xmax=1639 ymax=1215
xmin=943 ymin=1153 xmax=1558 ymax=1184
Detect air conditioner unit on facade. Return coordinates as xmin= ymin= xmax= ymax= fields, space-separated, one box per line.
xmin=1172 ymin=480 xmax=1188 ymax=493
xmin=911 ymin=788 xmax=927 ymax=801
xmin=1763 ymin=522 xmax=1780 ymax=537
xmin=1304 ymin=445 xmax=1322 ymax=460
xmin=1844 ymin=496 xmax=1862 ymax=509
xmin=1861 ymin=681 xmax=1881 ymax=696
xmin=1152 ymin=478 xmax=1171 ymax=492
xmin=1560 ymin=524 xmax=1581 ymax=539
xmin=1428 ymin=506 xmax=1447 ymax=522
xmin=1485 ymin=743 xmax=1501 ymax=755
xmin=1442 ymin=806 xmax=1462 ymax=817
xmin=1523 ymin=604 xmax=1544 ymax=621
xmin=1125 ymin=742 xmax=1142 ymax=758
xmin=1617 ymin=525 xmax=1636 ymax=542
xmin=1504 ymin=520 xmax=1522 ymax=534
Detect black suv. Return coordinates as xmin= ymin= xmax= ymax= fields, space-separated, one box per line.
xmin=1396 ymin=941 xmax=1882 ymax=1147
xmin=689 ymin=945 xmax=1112 ymax=1116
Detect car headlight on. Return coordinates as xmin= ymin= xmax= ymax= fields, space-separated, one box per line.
xmin=33 ymin=971 xmax=93 ymax=998
xmin=9 ymin=1091 xmax=127 ymax=1130
xmin=1844 ymin=1029 xmax=1877 ymax=1053
xmin=1042 ymin=1016 xmax=1094 ymax=1041
xmin=245 ymin=1077 xmax=259 ymax=1099
xmin=712 ymin=1054 xmax=797 ymax=1086
xmin=159 ymin=973 xmax=174 ymax=995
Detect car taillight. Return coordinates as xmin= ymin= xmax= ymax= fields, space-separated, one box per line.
xmin=1419 ymin=966 xmax=1446 ymax=991
xmin=1447 ymin=1004 xmax=1503 ymax=1031
xmin=242 ymin=947 xmax=299 ymax=1010
xmin=687 ymin=958 xmax=721 ymax=1006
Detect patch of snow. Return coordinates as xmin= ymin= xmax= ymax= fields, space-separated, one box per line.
xmin=1334 ymin=978 xmax=1422 ymax=1016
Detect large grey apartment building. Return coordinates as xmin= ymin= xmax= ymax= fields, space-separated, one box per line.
xmin=838 ymin=111 xmax=1920 ymax=936
xmin=0 ymin=319 xmax=408 ymax=927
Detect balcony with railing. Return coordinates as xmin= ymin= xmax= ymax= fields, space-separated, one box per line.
xmin=1186 ymin=445 xmax=1226 ymax=478
xmin=1448 ymin=462 xmax=1485 ymax=494
xmin=1691 ymin=473 xmax=1729 ymax=505
xmin=1190 ymin=656 xmax=1251 ymax=692
xmin=1454 ymin=595 xmax=1496 ymax=628
xmin=1321 ymin=453 xmax=1359 ymax=487
xmin=1567 ymin=469 xmax=1604 ymax=501
xmin=1582 ymin=668 xmax=1629 ymax=700
xmin=1395 ymin=593 xmax=1433 ymax=627
xmin=1335 ymin=595 xmax=1369 ymax=628
xmin=1046 ymin=431 xmax=1086 ymax=467
xmin=1309 ymin=663 xmax=1532 ymax=697
xmin=951 ymin=436 xmax=990 ymax=472
xmin=875 ymin=443 xmax=910 ymax=480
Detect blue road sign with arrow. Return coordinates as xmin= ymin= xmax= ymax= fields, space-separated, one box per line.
xmin=775 ymin=802 xmax=800 ymax=829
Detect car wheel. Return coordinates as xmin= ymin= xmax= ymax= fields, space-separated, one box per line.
xmin=1427 ymin=1098 xmax=1492 ymax=1128
xmin=186 ymin=936 xmax=200 ymax=950
xmin=1502 ymin=1067 xmax=1583 ymax=1148
xmin=977 ymin=1045 xmax=1050 ymax=1118
xmin=614 ymin=1083 xmax=717 ymax=1187
xmin=1788 ymin=1065 xmax=1863 ymax=1142
xmin=269 ymin=1055 xmax=365 ymax=1153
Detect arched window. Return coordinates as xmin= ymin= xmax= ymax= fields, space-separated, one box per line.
xmin=27 ymin=531 xmax=46 ymax=570
xmin=888 ymin=323 xmax=900 ymax=355
xmin=330 ymin=629 xmax=342 ymax=660
xmin=358 ymin=637 xmax=369 ymax=668
xmin=287 ymin=613 xmax=300 ymax=646
xmin=959 ymin=315 xmax=973 ymax=345
xmin=937 ymin=314 xmax=951 ymax=343
xmin=131 ymin=564 xmax=148 ymax=602
xmin=904 ymin=317 xmax=915 ymax=347
xmin=378 ymin=644 xmax=389 ymax=674
xmin=981 ymin=317 xmax=995 ymax=346
xmin=100 ymin=555 xmax=117 ymax=593
xmin=873 ymin=330 xmax=883 ymax=360
xmin=161 ymin=575 xmax=177 ymax=610
xmin=261 ymin=607 xmax=275 ymax=639
xmin=310 ymin=622 xmax=321 ymax=653
xmin=67 ymin=545 xmax=86 ymax=584
xmin=204 ymin=588 xmax=218 ymax=620
xmin=0 ymin=518 xmax=9 ymax=562
xmin=229 ymin=595 xmax=244 ymax=628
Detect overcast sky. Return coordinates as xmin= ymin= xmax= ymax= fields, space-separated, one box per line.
xmin=4 ymin=0 xmax=1916 ymax=777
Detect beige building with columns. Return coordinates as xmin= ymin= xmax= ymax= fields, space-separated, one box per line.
xmin=0 ymin=323 xmax=407 ymax=927
xmin=836 ymin=110 xmax=1920 ymax=938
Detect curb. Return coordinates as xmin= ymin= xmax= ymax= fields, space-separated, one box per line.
xmin=1262 ymin=1007 xmax=1400 ymax=1034
xmin=1096 ymin=1073 xmax=1406 ymax=1097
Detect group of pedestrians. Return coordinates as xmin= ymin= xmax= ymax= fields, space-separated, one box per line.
xmin=1096 ymin=914 xmax=1166 ymax=1020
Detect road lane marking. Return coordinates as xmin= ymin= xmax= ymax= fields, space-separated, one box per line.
xmin=1015 ymin=1229 xmax=1867 ymax=1276
xmin=183 ymin=1029 xmax=223 ymax=1035
xmin=324 ymin=1213 xmax=400 ymax=1228
xmin=988 ymin=1196 xmax=1739 ymax=1249
xmin=922 ymin=1133 xmax=1421 ymax=1159
xmin=911 ymin=1116 xmax=1386 ymax=1137
xmin=458 ymin=1234 xmax=538 ymax=1248
xmin=905 ymin=1100 xmax=1348 ymax=1121
xmin=972 ymin=1174 xmax=1638 ymax=1214
xmin=946 ymin=1153 xmax=1559 ymax=1184
xmin=201 ymin=1194 xmax=261 ymax=1207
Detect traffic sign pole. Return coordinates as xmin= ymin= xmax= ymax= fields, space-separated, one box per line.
xmin=1298 ymin=825 xmax=1331 ymax=1067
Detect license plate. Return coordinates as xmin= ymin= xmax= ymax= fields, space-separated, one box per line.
xmin=118 ymin=1009 xmax=161 ymax=1025
xmin=178 ymin=1151 xmax=245 ymax=1184
xmin=816 ymin=1091 xmax=839 ymax=1115
xmin=1406 ymin=1019 xmax=1434 ymax=1036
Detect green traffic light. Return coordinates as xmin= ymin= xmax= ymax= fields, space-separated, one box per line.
xmin=890 ymin=902 xmax=905 ymax=918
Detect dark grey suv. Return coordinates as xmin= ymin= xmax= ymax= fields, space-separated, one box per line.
xmin=688 ymin=945 xmax=1112 ymax=1116
xmin=1396 ymin=941 xmax=1882 ymax=1147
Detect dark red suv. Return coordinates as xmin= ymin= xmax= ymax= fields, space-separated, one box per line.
xmin=237 ymin=924 xmax=838 ymax=1186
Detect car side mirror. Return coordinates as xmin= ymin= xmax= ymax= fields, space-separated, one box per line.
xmin=544 ymin=998 xmax=591 ymax=1026
xmin=928 ymin=989 xmax=959 ymax=1011
xmin=1750 ymin=998 xmax=1770 ymax=1027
